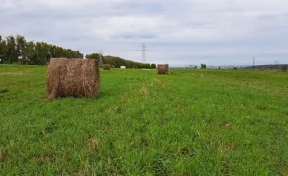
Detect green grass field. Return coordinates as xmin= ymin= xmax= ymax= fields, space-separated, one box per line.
xmin=0 ymin=64 xmax=288 ymax=175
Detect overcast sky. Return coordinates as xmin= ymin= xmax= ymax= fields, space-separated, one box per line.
xmin=1 ymin=0 xmax=288 ymax=66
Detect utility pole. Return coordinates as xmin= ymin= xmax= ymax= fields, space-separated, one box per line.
xmin=141 ymin=42 xmax=147 ymax=63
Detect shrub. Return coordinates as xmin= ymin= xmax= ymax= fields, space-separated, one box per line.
xmin=281 ymin=65 xmax=287 ymax=72
xmin=150 ymin=63 xmax=156 ymax=69
xmin=200 ymin=64 xmax=206 ymax=69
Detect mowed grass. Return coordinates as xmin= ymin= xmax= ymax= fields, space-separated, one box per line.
xmin=0 ymin=64 xmax=288 ymax=175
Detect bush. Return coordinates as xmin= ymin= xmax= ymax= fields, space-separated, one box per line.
xmin=200 ymin=64 xmax=206 ymax=69
xmin=281 ymin=65 xmax=287 ymax=72
xmin=150 ymin=63 xmax=156 ymax=69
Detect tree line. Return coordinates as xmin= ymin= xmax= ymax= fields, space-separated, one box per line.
xmin=86 ymin=53 xmax=156 ymax=69
xmin=0 ymin=35 xmax=83 ymax=65
xmin=0 ymin=34 xmax=156 ymax=69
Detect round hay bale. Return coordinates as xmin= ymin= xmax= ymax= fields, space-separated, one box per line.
xmin=157 ymin=64 xmax=169 ymax=74
xmin=46 ymin=58 xmax=100 ymax=100
xmin=103 ymin=64 xmax=111 ymax=70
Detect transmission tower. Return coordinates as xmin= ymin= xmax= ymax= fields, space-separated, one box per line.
xmin=275 ymin=60 xmax=280 ymax=69
xmin=141 ymin=42 xmax=147 ymax=63
xmin=98 ymin=51 xmax=103 ymax=65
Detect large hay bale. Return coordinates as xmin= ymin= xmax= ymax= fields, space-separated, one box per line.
xmin=157 ymin=64 xmax=169 ymax=74
xmin=103 ymin=64 xmax=111 ymax=70
xmin=46 ymin=58 xmax=100 ymax=100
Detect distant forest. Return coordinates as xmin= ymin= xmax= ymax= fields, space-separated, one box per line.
xmin=0 ymin=34 xmax=155 ymax=68
xmin=86 ymin=53 xmax=156 ymax=69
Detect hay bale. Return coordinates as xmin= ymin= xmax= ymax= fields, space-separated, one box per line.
xmin=157 ymin=64 xmax=169 ymax=74
xmin=120 ymin=66 xmax=126 ymax=69
xmin=103 ymin=64 xmax=111 ymax=70
xmin=46 ymin=58 xmax=100 ymax=100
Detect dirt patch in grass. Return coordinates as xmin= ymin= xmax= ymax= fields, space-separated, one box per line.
xmin=219 ymin=143 xmax=236 ymax=152
xmin=87 ymin=138 xmax=101 ymax=150
xmin=223 ymin=122 xmax=232 ymax=129
xmin=32 ymin=153 xmax=55 ymax=164
xmin=151 ymin=78 xmax=167 ymax=88
xmin=139 ymin=85 xmax=149 ymax=99
xmin=0 ymin=89 xmax=9 ymax=94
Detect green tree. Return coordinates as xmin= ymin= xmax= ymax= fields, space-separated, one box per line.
xmin=16 ymin=35 xmax=28 ymax=64
xmin=0 ymin=36 xmax=8 ymax=63
xmin=86 ymin=53 xmax=103 ymax=65
xmin=200 ymin=63 xmax=206 ymax=69
xmin=6 ymin=35 xmax=18 ymax=63
xmin=1 ymin=34 xmax=84 ymax=65
xmin=150 ymin=63 xmax=156 ymax=69
xmin=86 ymin=53 xmax=101 ymax=60
xmin=281 ymin=65 xmax=287 ymax=72
xmin=27 ymin=41 xmax=37 ymax=64
xmin=35 ymin=42 xmax=50 ymax=65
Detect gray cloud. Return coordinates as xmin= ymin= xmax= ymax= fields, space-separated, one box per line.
xmin=1 ymin=0 xmax=288 ymax=66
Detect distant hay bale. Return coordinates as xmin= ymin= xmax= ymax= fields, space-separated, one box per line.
xmin=46 ymin=58 xmax=100 ymax=100
xmin=103 ymin=64 xmax=111 ymax=70
xmin=157 ymin=64 xmax=169 ymax=74
xmin=120 ymin=66 xmax=126 ymax=69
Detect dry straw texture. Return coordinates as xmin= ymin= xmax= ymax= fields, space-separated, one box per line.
xmin=103 ymin=64 xmax=111 ymax=70
xmin=157 ymin=64 xmax=169 ymax=74
xmin=46 ymin=58 xmax=100 ymax=100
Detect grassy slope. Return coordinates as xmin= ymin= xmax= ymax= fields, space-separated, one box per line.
xmin=0 ymin=64 xmax=288 ymax=175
